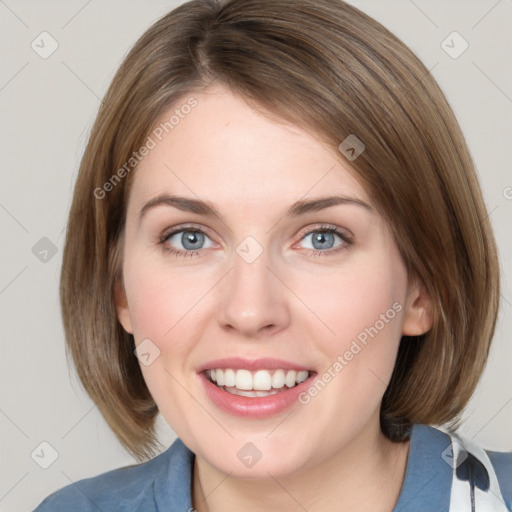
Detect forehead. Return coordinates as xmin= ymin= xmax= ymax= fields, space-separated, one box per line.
xmin=128 ymin=86 xmax=370 ymax=214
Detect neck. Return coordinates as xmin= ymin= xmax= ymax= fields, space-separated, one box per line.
xmin=192 ymin=419 xmax=410 ymax=512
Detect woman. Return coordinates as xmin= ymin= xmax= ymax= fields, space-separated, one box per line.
xmin=34 ymin=0 xmax=511 ymax=510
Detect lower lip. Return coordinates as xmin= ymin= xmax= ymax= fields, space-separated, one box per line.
xmin=199 ymin=372 xmax=315 ymax=418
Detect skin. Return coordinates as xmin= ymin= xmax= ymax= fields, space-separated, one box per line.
xmin=115 ymin=84 xmax=433 ymax=512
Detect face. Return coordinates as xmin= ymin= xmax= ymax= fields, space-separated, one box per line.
xmin=115 ymin=85 xmax=432 ymax=478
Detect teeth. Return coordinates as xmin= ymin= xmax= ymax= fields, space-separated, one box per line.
xmin=285 ymin=370 xmax=297 ymax=388
xmin=207 ymin=368 xmax=310 ymax=391
xmin=272 ymin=369 xmax=286 ymax=389
xmin=253 ymin=370 xmax=272 ymax=391
xmin=224 ymin=368 xmax=236 ymax=387
xmin=236 ymin=369 xmax=253 ymax=390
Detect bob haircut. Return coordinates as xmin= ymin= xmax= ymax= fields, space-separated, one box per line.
xmin=60 ymin=0 xmax=500 ymax=461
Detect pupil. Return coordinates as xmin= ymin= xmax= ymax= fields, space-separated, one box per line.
xmin=313 ymin=232 xmax=334 ymax=250
xmin=182 ymin=231 xmax=204 ymax=250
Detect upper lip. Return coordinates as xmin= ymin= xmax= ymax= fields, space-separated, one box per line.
xmin=196 ymin=357 xmax=314 ymax=373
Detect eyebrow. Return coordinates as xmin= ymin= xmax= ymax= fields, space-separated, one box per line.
xmin=138 ymin=194 xmax=373 ymax=225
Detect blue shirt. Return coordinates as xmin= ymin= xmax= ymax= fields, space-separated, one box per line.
xmin=33 ymin=424 xmax=511 ymax=511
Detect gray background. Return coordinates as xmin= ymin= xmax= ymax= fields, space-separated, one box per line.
xmin=0 ymin=1 xmax=511 ymax=510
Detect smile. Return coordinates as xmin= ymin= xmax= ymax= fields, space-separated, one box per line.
xmin=198 ymin=358 xmax=317 ymax=418
xmin=206 ymin=368 xmax=310 ymax=396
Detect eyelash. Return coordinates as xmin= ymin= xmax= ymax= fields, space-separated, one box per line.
xmin=158 ymin=224 xmax=353 ymax=258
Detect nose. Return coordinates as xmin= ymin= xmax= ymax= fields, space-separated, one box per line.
xmin=216 ymin=246 xmax=291 ymax=338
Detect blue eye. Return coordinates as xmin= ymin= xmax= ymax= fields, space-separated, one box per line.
xmin=303 ymin=231 xmax=337 ymax=250
xmin=159 ymin=224 xmax=351 ymax=258
xmin=298 ymin=226 xmax=350 ymax=255
xmin=161 ymin=228 xmax=214 ymax=256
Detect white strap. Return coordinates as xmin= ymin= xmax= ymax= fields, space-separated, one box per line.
xmin=447 ymin=433 xmax=508 ymax=511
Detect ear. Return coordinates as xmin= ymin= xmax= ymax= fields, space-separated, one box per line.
xmin=114 ymin=276 xmax=134 ymax=334
xmin=402 ymin=278 xmax=433 ymax=336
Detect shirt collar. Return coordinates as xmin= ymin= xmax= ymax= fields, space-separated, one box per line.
xmin=154 ymin=437 xmax=194 ymax=511
xmin=152 ymin=424 xmax=452 ymax=511
xmin=393 ymin=424 xmax=452 ymax=511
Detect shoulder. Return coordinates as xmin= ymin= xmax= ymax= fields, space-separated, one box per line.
xmin=447 ymin=430 xmax=512 ymax=511
xmin=32 ymin=451 xmax=169 ymax=512
xmin=393 ymin=425 xmax=511 ymax=511
xmin=32 ymin=438 xmax=194 ymax=512
xmin=487 ymin=449 xmax=512 ymax=510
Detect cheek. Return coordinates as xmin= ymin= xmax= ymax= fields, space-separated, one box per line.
xmin=123 ymin=252 xmax=209 ymax=343
xmin=292 ymin=262 xmax=406 ymax=432
xmin=122 ymin=255 xmax=209 ymax=431
xmin=299 ymin=260 xmax=405 ymax=343
xmin=291 ymin=251 xmax=407 ymax=398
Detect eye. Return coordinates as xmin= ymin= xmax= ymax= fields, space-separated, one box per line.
xmin=296 ymin=225 xmax=352 ymax=255
xmin=159 ymin=224 xmax=351 ymax=258
xmin=160 ymin=226 xmax=215 ymax=257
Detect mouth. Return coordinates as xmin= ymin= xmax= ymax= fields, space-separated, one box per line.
xmin=205 ymin=368 xmax=311 ymax=397
xmin=197 ymin=359 xmax=317 ymax=418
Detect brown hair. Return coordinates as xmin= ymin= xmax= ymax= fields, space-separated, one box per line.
xmin=60 ymin=0 xmax=500 ymax=461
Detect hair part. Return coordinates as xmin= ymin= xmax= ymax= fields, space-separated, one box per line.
xmin=60 ymin=0 xmax=500 ymax=460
